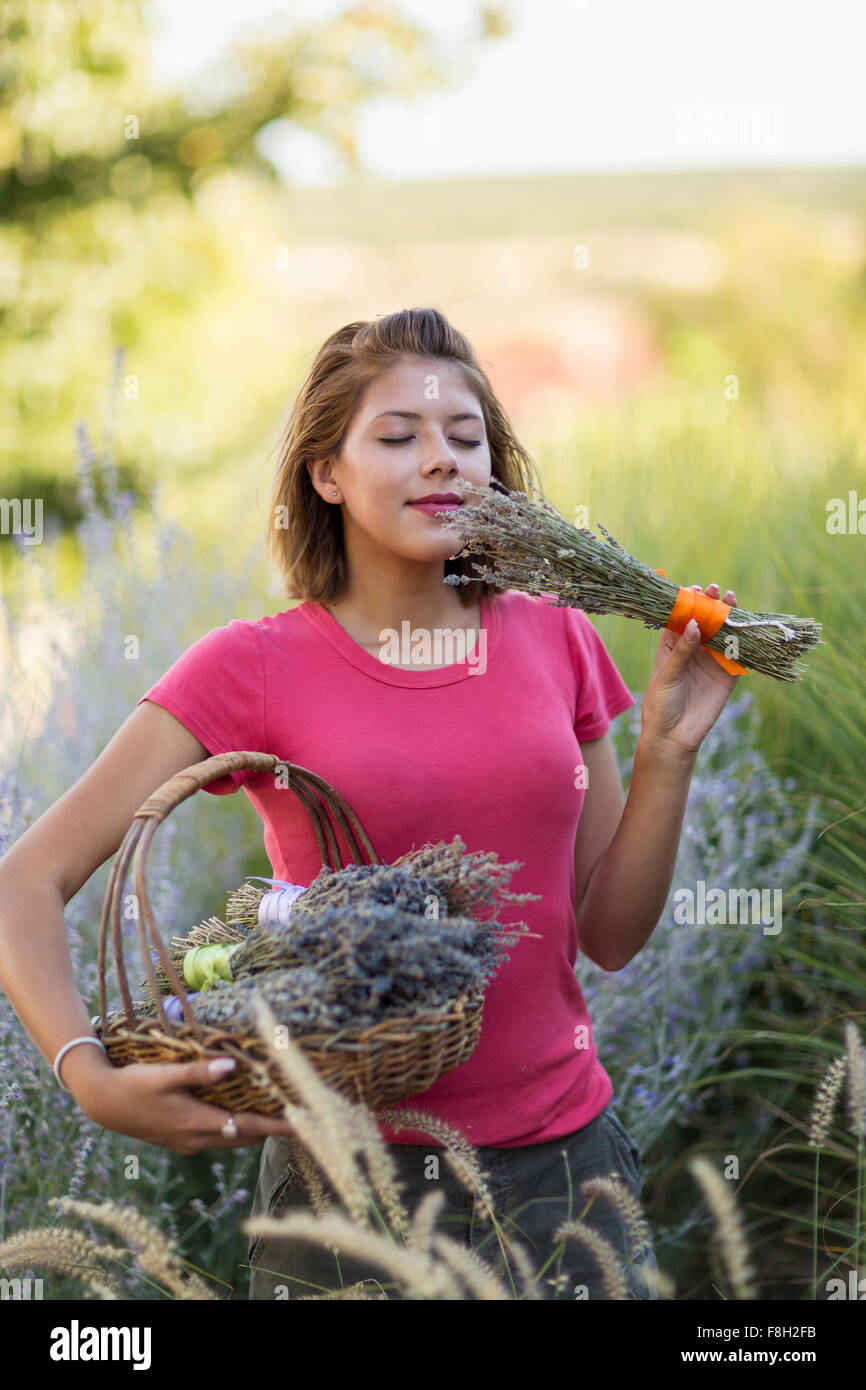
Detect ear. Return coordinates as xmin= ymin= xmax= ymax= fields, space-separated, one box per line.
xmin=306 ymin=455 xmax=334 ymax=498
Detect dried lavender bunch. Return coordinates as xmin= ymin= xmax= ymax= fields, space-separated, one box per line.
xmin=227 ymin=865 xmax=447 ymax=976
xmin=141 ymin=838 xmax=540 ymax=1007
xmin=271 ymin=864 xmax=446 ymax=922
xmin=186 ymin=898 xmax=530 ymax=1037
xmin=116 ymin=889 xmax=534 ymax=1035
xmin=143 ymin=916 xmax=246 ymax=1000
xmin=192 ymin=966 xmax=347 ymax=1035
xmin=391 ymin=836 xmax=540 ymax=918
xmin=234 ymin=896 xmax=528 ymax=994
xmin=226 ymin=834 xmax=540 ymax=934
xmin=106 ymin=998 xmax=160 ymax=1021
xmin=439 ymin=478 xmax=822 ymax=682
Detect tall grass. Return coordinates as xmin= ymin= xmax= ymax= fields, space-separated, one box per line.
xmin=2 ymin=1008 xmax=863 ymax=1300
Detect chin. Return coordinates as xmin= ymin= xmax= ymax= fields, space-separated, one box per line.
xmin=423 ymin=534 xmax=464 ymax=562
xmin=395 ymin=520 xmax=461 ymax=557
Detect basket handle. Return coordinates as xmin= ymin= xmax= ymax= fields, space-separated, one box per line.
xmin=97 ymin=751 xmax=382 ymax=1036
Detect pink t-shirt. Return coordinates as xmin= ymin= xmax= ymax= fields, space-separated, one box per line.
xmin=137 ymin=590 xmax=635 ymax=1148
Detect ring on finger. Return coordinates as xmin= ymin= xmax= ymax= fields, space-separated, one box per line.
xmin=222 ymin=1113 xmax=238 ymax=1139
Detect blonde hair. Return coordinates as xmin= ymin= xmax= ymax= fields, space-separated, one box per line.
xmin=266 ymin=307 xmax=544 ymax=607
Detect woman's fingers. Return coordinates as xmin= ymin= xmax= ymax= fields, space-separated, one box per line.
xmin=179 ymin=1097 xmax=296 ymax=1150
xmin=80 ymin=1059 xmax=298 ymax=1155
xmin=691 ymin=581 xmax=737 ymax=608
xmin=154 ymin=1059 xmax=297 ymax=1147
xmin=201 ymin=1105 xmax=297 ymax=1148
xmin=156 ymin=1057 xmax=244 ymax=1090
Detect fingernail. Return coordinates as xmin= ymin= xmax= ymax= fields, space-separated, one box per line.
xmin=686 ymin=619 xmax=699 ymax=639
xmin=208 ymin=1058 xmax=236 ymax=1076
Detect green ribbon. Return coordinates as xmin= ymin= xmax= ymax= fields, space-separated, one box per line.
xmin=182 ymin=942 xmax=241 ymax=991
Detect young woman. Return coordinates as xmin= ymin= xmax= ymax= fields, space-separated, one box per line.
xmin=0 ymin=308 xmax=741 ymax=1301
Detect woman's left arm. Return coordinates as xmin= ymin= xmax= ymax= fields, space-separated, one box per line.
xmin=574 ymin=581 xmax=741 ymax=972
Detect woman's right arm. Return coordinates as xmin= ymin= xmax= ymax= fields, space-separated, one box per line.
xmin=0 ymin=700 xmax=296 ymax=1153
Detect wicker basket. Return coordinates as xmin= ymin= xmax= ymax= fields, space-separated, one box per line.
xmin=93 ymin=751 xmax=484 ymax=1117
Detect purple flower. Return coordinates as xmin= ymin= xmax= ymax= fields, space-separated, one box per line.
xmin=163 ymin=993 xmax=199 ymax=1023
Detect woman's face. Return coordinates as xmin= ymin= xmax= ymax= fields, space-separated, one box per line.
xmin=308 ymin=355 xmax=492 ymax=568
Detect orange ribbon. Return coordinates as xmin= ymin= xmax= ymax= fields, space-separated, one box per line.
xmin=653 ymin=571 xmax=747 ymax=675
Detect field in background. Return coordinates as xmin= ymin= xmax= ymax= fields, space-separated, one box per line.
xmin=2 ymin=164 xmax=865 ymax=1299
xmin=5 ymin=165 xmax=864 ymax=772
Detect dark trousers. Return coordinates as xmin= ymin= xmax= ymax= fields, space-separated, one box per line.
xmin=247 ymin=1101 xmax=659 ymax=1300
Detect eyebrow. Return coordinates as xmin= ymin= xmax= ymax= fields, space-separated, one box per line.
xmin=371 ymin=411 xmax=484 ymax=424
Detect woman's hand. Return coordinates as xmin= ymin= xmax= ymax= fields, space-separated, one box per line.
xmin=76 ymin=1056 xmax=298 ymax=1154
xmin=640 ymin=581 xmax=742 ymax=759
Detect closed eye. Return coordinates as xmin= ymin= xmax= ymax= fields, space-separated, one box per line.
xmin=379 ymin=437 xmax=481 ymax=447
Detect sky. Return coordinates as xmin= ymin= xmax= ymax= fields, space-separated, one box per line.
xmin=146 ymin=0 xmax=866 ymax=186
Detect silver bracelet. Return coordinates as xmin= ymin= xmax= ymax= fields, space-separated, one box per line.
xmin=53 ymin=1036 xmax=107 ymax=1093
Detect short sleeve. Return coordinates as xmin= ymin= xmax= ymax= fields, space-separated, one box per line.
xmin=563 ymin=607 xmax=636 ymax=742
xmin=137 ymin=619 xmax=266 ymax=795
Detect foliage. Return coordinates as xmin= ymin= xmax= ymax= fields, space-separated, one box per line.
xmin=0 ymin=0 xmax=508 ymax=492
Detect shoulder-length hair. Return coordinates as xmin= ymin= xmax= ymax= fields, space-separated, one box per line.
xmin=266 ymin=307 xmax=544 ymax=607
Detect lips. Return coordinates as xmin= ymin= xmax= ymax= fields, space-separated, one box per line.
xmin=407 ymin=494 xmax=463 ymax=509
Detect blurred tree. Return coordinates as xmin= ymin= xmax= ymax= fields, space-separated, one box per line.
xmin=0 ymin=0 xmax=511 ymax=527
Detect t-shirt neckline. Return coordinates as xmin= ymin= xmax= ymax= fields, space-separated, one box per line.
xmin=297 ymin=592 xmax=500 ymax=686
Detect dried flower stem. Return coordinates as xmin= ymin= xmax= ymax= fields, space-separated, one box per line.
xmin=807 ymin=1050 xmax=848 ymax=1298
xmin=579 ymin=1175 xmax=652 ymax=1260
xmin=689 ymin=1157 xmax=757 ymax=1299
xmin=244 ymin=1209 xmax=464 ymax=1299
xmin=49 ymin=1197 xmax=216 ymax=1300
xmin=552 ymin=1219 xmax=630 ymax=1299
xmin=0 ymin=1227 xmax=123 ymax=1299
xmin=843 ymin=1023 xmax=866 ymax=1278
xmin=440 ymin=478 xmax=822 ymax=682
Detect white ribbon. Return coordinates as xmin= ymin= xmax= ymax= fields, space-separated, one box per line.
xmin=244 ymin=875 xmax=307 ymax=929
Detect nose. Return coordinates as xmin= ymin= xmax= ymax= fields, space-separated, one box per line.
xmin=419 ymin=429 xmax=461 ymax=477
